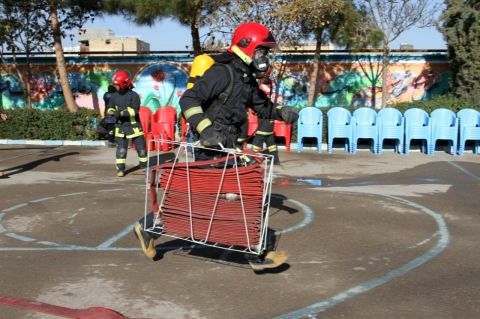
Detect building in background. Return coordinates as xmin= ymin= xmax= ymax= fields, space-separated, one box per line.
xmin=78 ymin=28 xmax=150 ymax=56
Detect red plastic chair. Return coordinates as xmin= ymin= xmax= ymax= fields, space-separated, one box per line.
xmin=274 ymin=120 xmax=292 ymax=152
xmin=139 ymin=106 xmax=152 ymax=133
xmin=152 ymin=106 xmax=177 ymax=151
xmin=180 ymin=116 xmax=188 ymax=142
xmin=247 ymin=109 xmax=259 ymax=136
xmin=138 ymin=106 xmax=155 ymax=151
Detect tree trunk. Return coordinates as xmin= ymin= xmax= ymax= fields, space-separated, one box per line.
xmin=190 ymin=20 xmax=202 ymax=56
xmin=190 ymin=1 xmax=203 ymax=56
xmin=307 ymin=31 xmax=323 ymax=107
xmin=49 ymin=1 xmax=78 ymax=112
xmin=381 ymin=42 xmax=390 ymax=108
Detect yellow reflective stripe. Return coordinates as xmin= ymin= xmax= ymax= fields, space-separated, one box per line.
xmin=268 ymin=145 xmax=277 ymax=152
xmin=106 ymin=107 xmax=117 ymax=113
xmin=196 ymin=118 xmax=212 ymax=133
xmin=231 ymin=45 xmax=252 ymax=65
xmin=184 ymin=106 xmax=204 ymax=119
xmin=256 ymin=130 xmax=273 ymax=136
xmin=139 ymin=157 xmax=147 ymax=163
xmin=251 ymin=145 xmax=261 ymax=152
xmin=126 ymin=128 xmax=143 ymax=138
xmin=237 ymin=138 xmax=246 ymax=143
xmin=114 ymin=127 xmax=123 ymax=137
xmin=116 ymin=158 xmax=126 ymax=164
xmin=127 ymin=107 xmax=136 ymax=124
xmin=275 ymin=105 xmax=283 ymax=110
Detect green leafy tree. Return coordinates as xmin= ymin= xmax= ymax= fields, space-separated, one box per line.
xmin=1 ymin=0 xmax=102 ymax=112
xmin=440 ymin=0 xmax=480 ymax=104
xmin=0 ymin=1 xmax=51 ymax=108
xmin=331 ymin=1 xmax=383 ymax=108
xmin=48 ymin=0 xmax=101 ymax=112
xmin=278 ymin=0 xmax=350 ymax=107
xmin=102 ymin=0 xmax=227 ymax=56
xmin=358 ymin=0 xmax=441 ymax=108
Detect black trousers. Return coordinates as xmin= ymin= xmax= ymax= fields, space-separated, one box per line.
xmin=115 ymin=135 xmax=147 ymax=171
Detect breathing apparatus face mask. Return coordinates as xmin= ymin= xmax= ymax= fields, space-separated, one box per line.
xmin=252 ymin=47 xmax=270 ymax=77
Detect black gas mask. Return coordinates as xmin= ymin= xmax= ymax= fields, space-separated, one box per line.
xmin=252 ymin=47 xmax=270 ymax=77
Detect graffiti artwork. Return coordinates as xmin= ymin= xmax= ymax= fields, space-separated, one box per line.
xmin=0 ymin=73 xmax=25 ymax=109
xmin=0 ymin=54 xmax=449 ymax=111
xmin=134 ymin=62 xmax=188 ymax=114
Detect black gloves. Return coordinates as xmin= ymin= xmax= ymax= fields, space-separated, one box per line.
xmin=200 ymin=126 xmax=225 ymax=147
xmin=277 ymin=106 xmax=299 ymax=124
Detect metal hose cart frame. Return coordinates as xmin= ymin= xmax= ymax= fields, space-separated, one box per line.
xmin=142 ymin=139 xmax=275 ymax=256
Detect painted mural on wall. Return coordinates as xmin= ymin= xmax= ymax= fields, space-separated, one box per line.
xmin=0 ymin=73 xmax=26 ymax=108
xmin=134 ymin=62 xmax=188 ymax=114
xmin=273 ymin=61 xmax=450 ymax=109
xmin=0 ymin=55 xmax=450 ymax=111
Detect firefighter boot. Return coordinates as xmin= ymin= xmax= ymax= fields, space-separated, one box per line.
xmin=270 ymin=151 xmax=280 ymax=165
xmin=133 ymin=222 xmax=157 ymax=258
xmin=247 ymin=250 xmax=288 ymax=271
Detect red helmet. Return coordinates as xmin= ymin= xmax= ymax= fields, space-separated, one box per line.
xmin=227 ymin=22 xmax=277 ymax=65
xmin=112 ymin=71 xmax=133 ymax=90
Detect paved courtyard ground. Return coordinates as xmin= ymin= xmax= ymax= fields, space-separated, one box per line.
xmin=0 ymin=144 xmax=479 ymax=319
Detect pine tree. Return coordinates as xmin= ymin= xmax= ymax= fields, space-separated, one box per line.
xmin=440 ymin=0 xmax=480 ymax=104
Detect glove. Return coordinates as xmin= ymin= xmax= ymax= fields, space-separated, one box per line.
xmin=278 ymin=106 xmax=299 ymax=124
xmin=199 ymin=126 xmax=225 ymax=147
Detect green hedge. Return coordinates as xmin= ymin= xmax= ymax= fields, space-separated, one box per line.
xmin=0 ymin=108 xmax=99 ymax=140
xmin=0 ymin=95 xmax=478 ymax=142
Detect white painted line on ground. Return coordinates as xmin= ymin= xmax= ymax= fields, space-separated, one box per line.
xmin=274 ymin=194 xmax=450 ymax=319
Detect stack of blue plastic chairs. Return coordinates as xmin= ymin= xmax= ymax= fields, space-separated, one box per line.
xmin=404 ymin=108 xmax=432 ymax=154
xmin=303 ymin=106 xmax=479 ymax=156
xmin=377 ymin=108 xmax=404 ymax=154
xmin=430 ymin=108 xmax=458 ymax=155
xmin=457 ymin=108 xmax=480 ymax=155
xmin=327 ymin=107 xmax=354 ymax=153
xmin=352 ymin=107 xmax=379 ymax=154
xmin=297 ymin=107 xmax=323 ymax=153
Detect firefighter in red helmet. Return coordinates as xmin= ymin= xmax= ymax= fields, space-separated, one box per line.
xmin=134 ymin=22 xmax=297 ymax=270
xmin=106 ymin=71 xmax=147 ymax=177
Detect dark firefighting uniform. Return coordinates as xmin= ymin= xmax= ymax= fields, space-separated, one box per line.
xmin=106 ymin=89 xmax=147 ymax=172
xmin=252 ymin=118 xmax=279 ymax=164
xmin=180 ymin=52 xmax=282 ymax=151
xmin=251 ymin=78 xmax=279 ymax=164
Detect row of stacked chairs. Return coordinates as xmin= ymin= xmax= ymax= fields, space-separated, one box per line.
xmin=139 ymin=106 xmax=177 ymax=151
xmin=298 ymin=107 xmax=480 ymax=155
xmin=139 ymin=106 xmax=480 ymax=155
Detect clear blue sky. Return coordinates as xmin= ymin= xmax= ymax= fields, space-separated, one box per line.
xmin=65 ymin=15 xmax=447 ymax=51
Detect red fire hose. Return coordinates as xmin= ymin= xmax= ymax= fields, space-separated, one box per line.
xmin=148 ymin=151 xmax=268 ymax=249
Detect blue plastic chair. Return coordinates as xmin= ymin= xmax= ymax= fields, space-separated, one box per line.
xmin=352 ymin=107 xmax=378 ymax=154
xmin=327 ymin=107 xmax=354 ymax=153
xmin=404 ymin=108 xmax=431 ymax=155
xmin=377 ymin=108 xmax=404 ymax=154
xmin=430 ymin=108 xmax=458 ymax=155
xmin=297 ymin=107 xmax=323 ymax=153
xmin=457 ymin=108 xmax=480 ymax=155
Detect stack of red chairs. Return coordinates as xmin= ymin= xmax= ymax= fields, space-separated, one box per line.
xmin=139 ymin=106 xmax=155 ymax=151
xmin=247 ymin=108 xmax=259 ymax=136
xmin=149 ymin=155 xmax=265 ymax=248
xmin=151 ymin=106 xmax=177 ymax=151
xmin=274 ymin=120 xmax=292 ymax=152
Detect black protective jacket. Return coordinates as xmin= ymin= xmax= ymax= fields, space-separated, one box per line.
xmin=106 ymin=89 xmax=143 ymax=139
xmin=180 ymin=52 xmax=280 ymax=140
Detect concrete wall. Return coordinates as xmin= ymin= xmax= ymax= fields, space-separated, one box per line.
xmin=0 ymin=52 xmax=450 ymax=114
